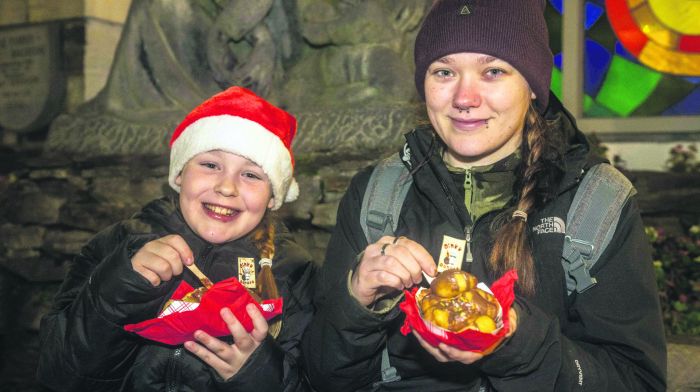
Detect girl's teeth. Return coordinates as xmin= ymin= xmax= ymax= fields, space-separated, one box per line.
xmin=206 ymin=204 xmax=234 ymax=216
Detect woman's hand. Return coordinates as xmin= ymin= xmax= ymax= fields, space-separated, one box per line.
xmin=131 ymin=234 xmax=194 ymax=286
xmin=413 ymin=331 xmax=484 ymax=364
xmin=350 ymin=236 xmax=436 ymax=307
xmin=413 ymin=307 xmax=519 ymax=364
xmin=184 ymin=304 xmax=268 ymax=381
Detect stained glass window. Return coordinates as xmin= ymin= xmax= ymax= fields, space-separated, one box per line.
xmin=548 ymin=0 xmax=700 ymax=118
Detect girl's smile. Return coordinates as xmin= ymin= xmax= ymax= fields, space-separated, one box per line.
xmin=202 ymin=202 xmax=240 ymax=221
xmin=176 ymin=150 xmax=273 ymax=244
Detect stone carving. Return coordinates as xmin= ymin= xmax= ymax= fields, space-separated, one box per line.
xmin=293 ymin=105 xmax=424 ymax=158
xmin=45 ymin=0 xmax=298 ymax=156
xmin=44 ymin=0 xmax=431 ymax=157
xmin=277 ymin=0 xmax=428 ymax=111
xmin=207 ymin=0 xmax=299 ymax=97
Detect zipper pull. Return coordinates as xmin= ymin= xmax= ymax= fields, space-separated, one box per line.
xmin=464 ymin=169 xmax=473 ymax=221
xmin=464 ymin=225 xmax=473 ymax=263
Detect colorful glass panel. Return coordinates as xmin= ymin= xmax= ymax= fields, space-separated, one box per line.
xmin=547 ymin=0 xmax=700 ymax=117
xmin=584 ymin=39 xmax=612 ymax=96
xmin=596 ymin=56 xmax=661 ymax=116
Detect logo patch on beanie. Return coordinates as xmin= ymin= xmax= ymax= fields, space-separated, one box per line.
xmin=459 ymin=4 xmax=471 ymax=15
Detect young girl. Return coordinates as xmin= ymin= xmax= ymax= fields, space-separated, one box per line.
xmin=37 ymin=87 xmax=315 ymax=391
xmin=302 ymin=0 xmax=666 ymax=391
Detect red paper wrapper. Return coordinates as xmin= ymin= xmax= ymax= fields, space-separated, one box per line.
xmin=124 ymin=277 xmax=283 ymax=345
xmin=399 ymin=269 xmax=518 ymax=354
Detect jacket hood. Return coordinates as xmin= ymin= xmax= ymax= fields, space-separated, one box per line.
xmin=544 ymin=93 xmax=607 ymax=192
xmin=544 ymin=93 xmax=586 ymax=147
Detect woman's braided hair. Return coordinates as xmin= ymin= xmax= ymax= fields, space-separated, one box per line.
xmin=488 ymin=104 xmax=564 ymax=295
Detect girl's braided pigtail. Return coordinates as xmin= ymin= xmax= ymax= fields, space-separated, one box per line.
xmin=251 ymin=215 xmax=282 ymax=337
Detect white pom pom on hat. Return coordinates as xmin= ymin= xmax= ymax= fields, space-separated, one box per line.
xmin=168 ymin=86 xmax=298 ymax=210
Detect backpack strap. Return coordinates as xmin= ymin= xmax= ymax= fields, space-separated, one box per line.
xmin=378 ymin=344 xmax=401 ymax=384
xmin=361 ymin=154 xmax=412 ymax=386
xmin=562 ymin=163 xmax=636 ymax=295
xmin=360 ymin=154 xmax=413 ymax=244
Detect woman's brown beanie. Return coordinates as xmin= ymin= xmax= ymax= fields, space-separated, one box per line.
xmin=414 ymin=0 xmax=553 ymax=113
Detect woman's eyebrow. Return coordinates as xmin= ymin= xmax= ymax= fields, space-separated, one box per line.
xmin=478 ymin=55 xmax=498 ymax=65
xmin=434 ymin=55 xmax=499 ymax=65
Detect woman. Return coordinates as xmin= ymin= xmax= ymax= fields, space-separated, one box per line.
xmin=301 ymin=0 xmax=666 ymax=391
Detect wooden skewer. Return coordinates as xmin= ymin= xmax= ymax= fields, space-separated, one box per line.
xmin=186 ymin=263 xmax=214 ymax=289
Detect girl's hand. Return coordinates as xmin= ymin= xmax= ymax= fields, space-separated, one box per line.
xmin=412 ymin=307 xmax=518 ymax=364
xmin=351 ymin=236 xmax=436 ymax=307
xmin=184 ymin=304 xmax=268 ymax=381
xmin=131 ymin=234 xmax=194 ymax=286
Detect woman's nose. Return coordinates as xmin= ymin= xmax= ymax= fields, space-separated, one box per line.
xmin=453 ymin=78 xmax=481 ymax=111
xmin=215 ymin=176 xmax=239 ymax=197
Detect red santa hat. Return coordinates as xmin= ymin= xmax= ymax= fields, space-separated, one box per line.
xmin=168 ymin=86 xmax=298 ymax=210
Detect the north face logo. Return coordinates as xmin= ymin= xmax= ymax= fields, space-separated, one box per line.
xmin=532 ymin=217 xmax=565 ymax=234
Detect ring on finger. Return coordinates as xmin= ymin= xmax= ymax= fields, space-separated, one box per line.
xmin=380 ymin=243 xmax=390 ymax=256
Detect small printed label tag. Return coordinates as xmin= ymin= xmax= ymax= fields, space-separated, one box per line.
xmin=238 ymin=257 xmax=257 ymax=289
xmin=437 ymin=235 xmax=466 ymax=272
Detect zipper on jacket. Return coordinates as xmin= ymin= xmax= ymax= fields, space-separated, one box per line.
xmin=462 ymin=169 xmax=475 ymax=268
xmin=437 ymin=168 xmax=475 ymax=271
xmin=464 ymin=225 xmax=473 ymax=265
xmin=166 ymin=348 xmax=183 ymax=392
xmin=464 ymin=169 xmax=474 ymax=223
xmin=201 ymin=244 xmax=214 ymax=271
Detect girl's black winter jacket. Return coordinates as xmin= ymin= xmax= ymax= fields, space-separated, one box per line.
xmin=302 ymin=96 xmax=666 ymax=391
xmin=37 ymin=197 xmax=315 ymax=391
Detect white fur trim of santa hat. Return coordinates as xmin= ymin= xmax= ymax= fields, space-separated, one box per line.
xmin=168 ymin=115 xmax=298 ymax=210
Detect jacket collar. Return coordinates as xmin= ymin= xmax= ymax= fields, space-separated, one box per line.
xmin=402 ymin=127 xmax=472 ymax=228
xmin=444 ymin=152 xmax=520 ymax=224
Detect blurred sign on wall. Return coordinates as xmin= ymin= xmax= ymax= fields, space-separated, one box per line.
xmin=0 ymin=23 xmax=65 ymax=132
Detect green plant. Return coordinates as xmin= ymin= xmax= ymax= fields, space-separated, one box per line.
xmin=665 ymin=144 xmax=700 ymax=173
xmin=646 ymin=225 xmax=700 ymax=335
